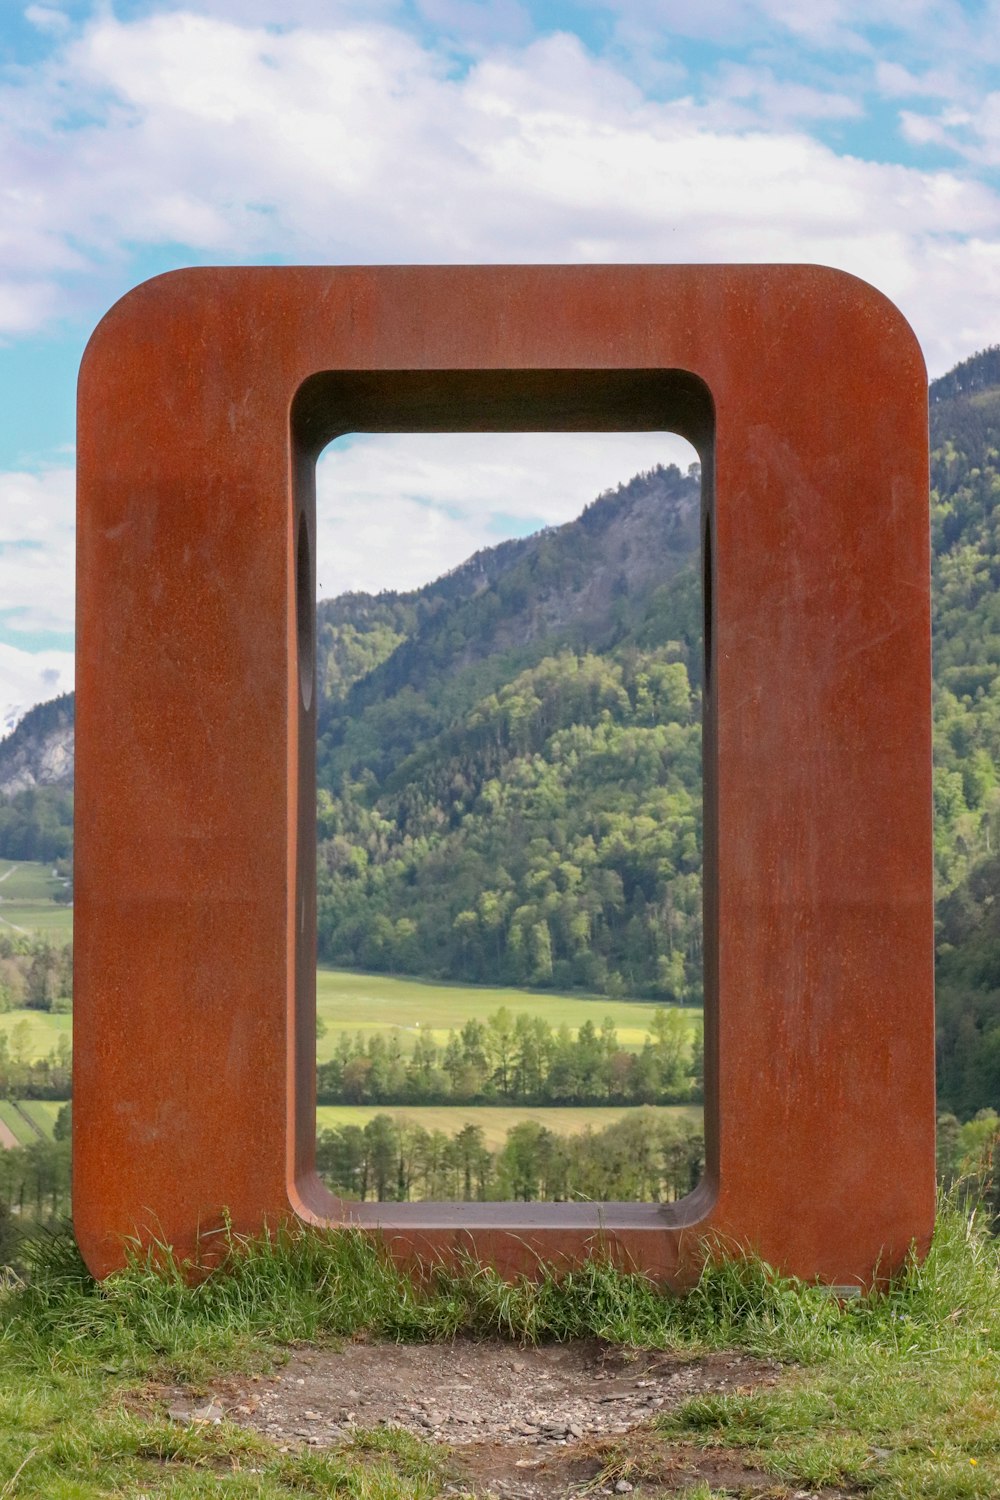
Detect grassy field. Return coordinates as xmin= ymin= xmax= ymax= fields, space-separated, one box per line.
xmin=316 ymin=967 xmax=698 ymax=1059
xmin=0 ymin=1099 xmax=701 ymax=1151
xmin=317 ymin=1102 xmax=700 ymax=1147
xmin=0 ymin=859 xmax=73 ymax=939
xmin=0 ymin=1009 xmax=70 ymax=1061
xmin=18 ymin=1099 xmax=60 ymax=1138
xmin=0 ymin=967 xmax=692 ymax=1069
xmin=0 ymin=1100 xmax=40 ymax=1146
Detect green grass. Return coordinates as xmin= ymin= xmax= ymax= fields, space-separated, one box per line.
xmin=4 ymin=1099 xmax=697 ymax=1151
xmin=316 ymin=966 xmax=700 ymax=1059
xmin=0 ymin=859 xmax=72 ymax=939
xmin=0 ymin=902 xmax=73 ymax=938
xmin=17 ymin=1101 xmax=59 ymax=1139
xmin=1 ymin=967 xmax=698 ymax=1065
xmin=0 ymin=860 xmax=66 ymax=902
xmin=317 ymin=1101 xmax=700 ymax=1146
xmin=0 ymin=1009 xmax=71 ymax=1062
xmin=0 ymin=1100 xmax=37 ymax=1146
xmin=0 ymin=1196 xmax=997 ymax=1497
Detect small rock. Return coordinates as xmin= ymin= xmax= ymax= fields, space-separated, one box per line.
xmin=191 ymin=1402 xmax=224 ymax=1425
xmin=614 ymin=1483 xmax=633 ymax=1494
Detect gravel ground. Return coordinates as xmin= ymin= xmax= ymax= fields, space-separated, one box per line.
xmin=159 ymin=1340 xmax=858 ymax=1498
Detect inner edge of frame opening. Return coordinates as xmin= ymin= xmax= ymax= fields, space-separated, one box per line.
xmin=290 ymin=368 xmax=717 ymax=1233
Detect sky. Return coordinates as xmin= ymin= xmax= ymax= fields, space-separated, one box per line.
xmin=1 ymin=0 xmax=999 ymax=731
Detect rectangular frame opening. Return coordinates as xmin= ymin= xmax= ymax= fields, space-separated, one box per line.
xmin=290 ymin=369 xmax=717 ymax=1232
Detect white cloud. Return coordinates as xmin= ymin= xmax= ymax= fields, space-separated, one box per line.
xmin=874 ymin=61 xmax=961 ymax=101
xmin=415 ymin=0 xmax=533 ymax=46
xmin=0 ymin=467 xmax=75 ymax=635
xmin=23 ymin=5 xmax=70 ymax=34
xmin=713 ymin=63 xmax=861 ymax=122
xmin=314 ymin=432 xmax=698 ymax=595
xmin=0 ymin=11 xmax=991 ymax=369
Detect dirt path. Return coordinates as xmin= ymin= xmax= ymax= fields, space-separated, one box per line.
xmin=0 ymin=1119 xmax=18 ymax=1151
xmin=0 ymin=864 xmax=17 ymax=884
xmin=152 ymin=1340 xmax=859 ymax=1497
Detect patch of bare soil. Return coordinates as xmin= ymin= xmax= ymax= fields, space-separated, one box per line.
xmin=160 ymin=1341 xmax=856 ymax=1498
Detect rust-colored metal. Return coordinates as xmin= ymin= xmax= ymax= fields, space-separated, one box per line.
xmin=74 ymin=265 xmax=934 ymax=1285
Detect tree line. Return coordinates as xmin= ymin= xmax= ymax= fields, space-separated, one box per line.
xmin=316 ymin=1107 xmax=704 ymax=1204
xmin=0 ymin=934 xmax=72 ymax=1013
xmin=0 ymin=788 xmax=73 ymax=864
xmin=0 ymin=1029 xmax=71 ymax=1099
xmin=317 ymin=1005 xmax=702 ymax=1108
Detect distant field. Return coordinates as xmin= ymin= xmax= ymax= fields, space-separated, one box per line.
xmin=316 ymin=1103 xmax=701 ymax=1148
xmin=0 ymin=967 xmax=698 ymax=1069
xmin=316 ymin=968 xmax=699 ymax=1060
xmin=0 ymin=1100 xmax=42 ymax=1146
xmin=19 ymin=1100 xmax=60 ymax=1139
xmin=0 ymin=1010 xmax=71 ymax=1061
xmin=0 ymin=859 xmax=73 ymax=939
xmin=0 ymin=1101 xmax=701 ymax=1154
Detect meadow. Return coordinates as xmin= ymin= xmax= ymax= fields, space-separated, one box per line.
xmin=0 ymin=969 xmax=692 ymax=1071
xmin=0 ymin=1009 xmax=70 ymax=1059
xmin=317 ymin=1101 xmax=699 ymax=1148
xmin=315 ymin=967 xmax=697 ymax=1060
xmin=0 ymin=1097 xmax=60 ymax=1146
xmin=0 ymin=858 xmax=73 ymax=939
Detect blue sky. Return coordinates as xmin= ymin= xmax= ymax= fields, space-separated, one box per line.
xmin=1 ymin=0 xmax=999 ymax=728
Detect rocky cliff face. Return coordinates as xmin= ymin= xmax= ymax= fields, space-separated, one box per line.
xmin=0 ymin=694 xmax=75 ymax=796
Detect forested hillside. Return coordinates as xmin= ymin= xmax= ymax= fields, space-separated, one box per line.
xmin=314 ymin=464 xmax=704 ymax=1000
xmin=927 ymin=349 xmax=1000 ymax=1114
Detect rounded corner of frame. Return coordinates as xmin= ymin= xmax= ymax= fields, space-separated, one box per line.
xmin=72 ymin=1217 xmax=114 ymax=1282
xmin=78 ymin=267 xmax=221 ymax=391
xmin=806 ymin=264 xmax=927 ymax=378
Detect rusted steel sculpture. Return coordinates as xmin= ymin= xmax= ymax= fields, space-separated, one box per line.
xmin=75 ymin=265 xmax=934 ymax=1285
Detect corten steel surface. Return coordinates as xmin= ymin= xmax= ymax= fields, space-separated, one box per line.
xmin=74 ymin=264 xmax=934 ymax=1285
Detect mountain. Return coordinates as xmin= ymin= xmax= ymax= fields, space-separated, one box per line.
xmin=0 ymin=693 xmax=74 ymax=862
xmin=924 ymin=347 xmax=1000 ymax=1115
xmin=315 ymin=464 xmax=703 ymax=999
xmin=0 ymin=693 xmax=74 ymax=798
xmin=316 ymin=463 xmax=701 ymax=784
